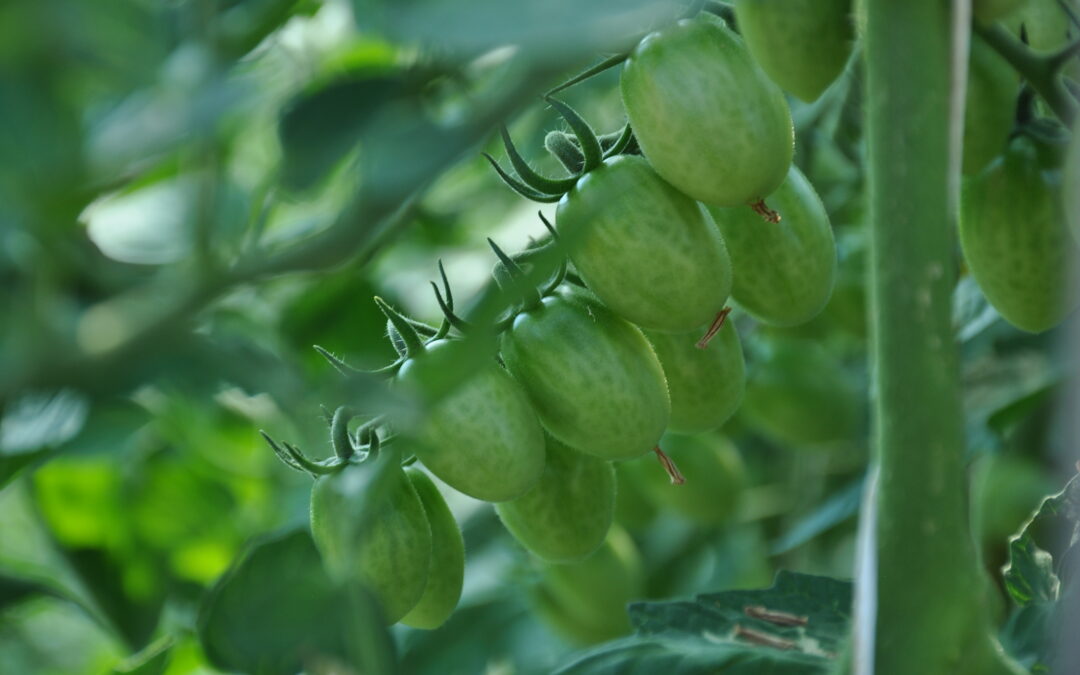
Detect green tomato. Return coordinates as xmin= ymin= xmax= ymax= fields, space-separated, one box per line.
xmin=972 ymin=452 xmax=1054 ymax=551
xmin=496 ymin=436 xmax=615 ymax=563
xmin=707 ymin=165 xmax=836 ymax=327
xmin=400 ymin=469 xmax=464 ymax=630
xmin=963 ymin=34 xmax=1019 ymax=175
xmin=740 ymin=336 xmax=861 ymax=447
xmin=977 ymin=0 xmax=1029 ymax=23
xmin=733 ymin=0 xmax=854 ymax=103
xmin=532 ymin=526 xmax=644 ymax=644
xmin=555 ymin=154 xmax=732 ymax=332
xmin=624 ymin=433 xmax=746 ymax=527
xmin=960 ymin=135 xmax=1077 ymax=333
xmin=501 ymin=289 xmax=670 ymax=460
xmin=620 ymin=14 xmax=793 ymax=206
xmin=309 ymin=448 xmax=432 ymax=623
xmin=396 ymin=339 xmax=546 ymax=502
xmin=643 ymin=320 xmax=744 ymax=434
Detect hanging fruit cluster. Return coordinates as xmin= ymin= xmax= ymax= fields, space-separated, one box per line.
xmin=260 ymin=0 xmax=1077 ymax=635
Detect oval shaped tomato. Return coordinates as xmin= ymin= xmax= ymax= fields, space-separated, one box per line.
xmin=396 ymin=338 xmax=546 ymax=502
xmin=309 ymin=448 xmax=432 ymax=623
xmin=613 ymin=463 xmax=657 ymax=531
xmin=400 ymin=469 xmax=464 ymax=630
xmin=740 ymin=336 xmax=861 ymax=447
xmin=496 ymin=436 xmax=615 ymax=562
xmin=500 ymin=289 xmax=670 ymax=460
xmin=531 ymin=526 xmax=644 ymax=644
xmin=620 ymin=14 xmax=793 ymax=206
xmin=643 ymin=320 xmax=744 ymax=434
xmin=556 ymin=155 xmax=732 ymax=332
xmin=963 ymin=35 xmax=1018 ymax=175
xmin=733 ymin=0 xmax=854 ymax=103
xmin=960 ymin=136 xmax=1077 ymax=333
xmin=707 ymin=166 xmax=836 ymax=326
xmin=625 ymin=433 xmax=746 ymax=527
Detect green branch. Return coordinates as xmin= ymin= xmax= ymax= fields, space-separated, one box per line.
xmin=975 ymin=21 xmax=1077 ymax=125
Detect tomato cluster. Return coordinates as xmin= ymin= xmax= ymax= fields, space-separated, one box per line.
xmin=259 ymin=1 xmax=1078 ymax=638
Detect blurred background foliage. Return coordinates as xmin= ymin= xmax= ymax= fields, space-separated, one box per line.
xmin=0 ymin=0 xmax=1075 ymax=673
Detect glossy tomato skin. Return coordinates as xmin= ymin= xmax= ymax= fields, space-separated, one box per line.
xmin=555 ymin=155 xmax=731 ymax=332
xmin=500 ymin=289 xmax=670 ymax=461
xmin=310 ymin=449 xmax=432 ymax=624
xmin=620 ymin=14 xmax=793 ymax=206
xmin=707 ymin=166 xmax=836 ymax=327
xmin=624 ymin=433 xmax=746 ymax=527
xmin=395 ymin=339 xmax=546 ymax=502
xmin=960 ymin=136 xmax=1077 ymax=333
xmin=400 ymin=469 xmax=464 ymax=630
xmin=496 ymin=436 xmax=615 ymax=563
xmin=733 ymin=0 xmax=854 ymax=103
xmin=643 ymin=320 xmax=744 ymax=434
xmin=963 ymin=35 xmax=1018 ymax=175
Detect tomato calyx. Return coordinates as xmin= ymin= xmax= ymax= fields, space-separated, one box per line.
xmin=261 ymin=409 xmax=384 ymax=478
xmin=485 ymin=97 xmax=633 ymax=202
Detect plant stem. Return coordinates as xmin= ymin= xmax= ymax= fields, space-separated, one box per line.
xmin=975 ymin=22 xmax=1077 ymax=125
xmin=862 ymin=1 xmax=1022 ymax=673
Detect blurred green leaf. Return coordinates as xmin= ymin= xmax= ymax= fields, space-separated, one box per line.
xmin=0 ymin=390 xmax=89 ymax=487
xmin=770 ymin=477 xmax=864 ymax=555
xmin=555 ymin=571 xmax=850 ymax=674
xmin=197 ymin=527 xmax=397 ymax=675
xmin=1003 ymin=474 xmax=1079 ymax=607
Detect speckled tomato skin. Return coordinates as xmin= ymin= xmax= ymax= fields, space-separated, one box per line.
xmin=310 ymin=451 xmax=432 ymax=624
xmin=644 ymin=320 xmax=744 ymax=434
xmin=496 ymin=437 xmax=615 ymax=563
xmin=960 ymin=137 xmax=1077 ymax=333
xmin=400 ymin=469 xmax=464 ymax=630
xmin=707 ymin=166 xmax=836 ymax=327
xmin=555 ymin=155 xmax=731 ymax=333
xmin=395 ymin=339 xmax=546 ymax=502
xmin=500 ymin=290 xmax=670 ymax=461
xmin=620 ymin=14 xmax=793 ymax=206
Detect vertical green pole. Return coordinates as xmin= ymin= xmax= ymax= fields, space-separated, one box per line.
xmin=862 ymin=1 xmax=1021 ymax=672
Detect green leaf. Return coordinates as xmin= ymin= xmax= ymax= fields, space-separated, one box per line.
xmin=555 ymin=572 xmax=851 ymax=674
xmin=197 ymin=527 xmax=397 ymax=675
xmin=0 ymin=390 xmax=89 ymax=486
xmin=771 ymin=477 xmax=864 ymax=555
xmin=1003 ymin=474 xmax=1080 ymax=607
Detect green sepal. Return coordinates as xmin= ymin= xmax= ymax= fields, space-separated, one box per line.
xmin=500 ymin=126 xmax=578 ymax=194
xmin=260 ymin=431 xmax=344 ymax=477
xmin=330 ymin=407 xmax=356 ymax=461
xmin=489 ymin=238 xmax=542 ymax=309
xmin=544 ymin=52 xmax=629 ymax=96
xmin=313 ymin=345 xmax=403 ymax=377
xmin=602 ymin=123 xmax=634 ymax=158
xmin=545 ymin=97 xmax=603 ymax=172
xmin=482 ymin=153 xmax=563 ymax=202
xmin=430 ymin=282 xmax=472 ymax=334
xmin=373 ymin=297 xmax=425 ymax=359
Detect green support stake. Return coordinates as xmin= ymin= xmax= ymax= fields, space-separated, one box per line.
xmin=862 ymin=1 xmax=1023 ymax=673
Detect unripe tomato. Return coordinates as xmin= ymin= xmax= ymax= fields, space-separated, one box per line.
xmin=733 ymin=0 xmax=854 ymax=103
xmin=613 ymin=463 xmax=657 ymax=531
xmin=623 ymin=433 xmax=746 ymax=527
xmin=496 ymin=436 xmax=615 ymax=562
xmin=620 ymin=14 xmax=793 ymax=206
xmin=400 ymin=469 xmax=464 ymax=630
xmin=972 ymin=452 xmax=1055 ymax=554
xmin=740 ymin=336 xmax=861 ymax=447
xmin=309 ymin=448 xmax=432 ymax=623
xmin=396 ymin=339 xmax=546 ymax=502
xmin=643 ymin=320 xmax=744 ymax=434
xmin=963 ymin=35 xmax=1019 ymax=175
xmin=960 ymin=135 xmax=1078 ymax=333
xmin=531 ymin=526 xmax=644 ymax=644
xmin=707 ymin=166 xmax=836 ymax=327
xmin=500 ymin=289 xmax=670 ymax=460
xmin=556 ymin=155 xmax=732 ymax=332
